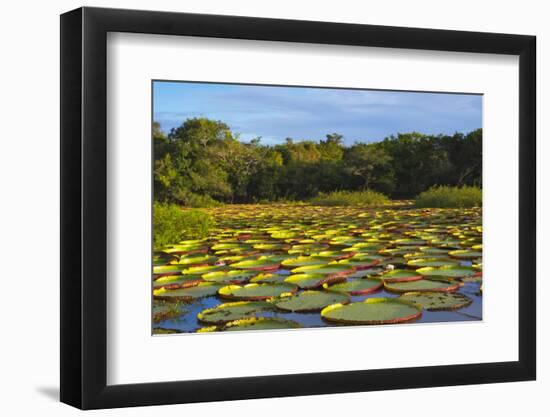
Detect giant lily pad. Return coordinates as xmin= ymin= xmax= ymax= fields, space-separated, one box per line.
xmin=416 ymin=265 xmax=479 ymax=278
xmin=399 ymin=292 xmax=473 ymax=311
xmin=380 ymin=269 xmax=423 ymax=283
xmin=323 ymin=278 xmax=383 ymax=295
xmin=321 ymin=298 xmax=422 ymax=324
xmin=274 ymin=290 xmax=350 ymax=312
xmin=153 ymin=274 xmax=203 ymax=289
xmin=338 ymin=257 xmax=381 ymax=270
xmin=291 ymin=264 xmax=355 ymax=277
xmin=281 ymin=256 xmax=327 ymax=268
xmin=218 ymin=283 xmax=298 ymax=300
xmin=181 ymin=265 xmax=227 ymax=275
xmin=153 ymin=265 xmax=182 ymax=276
xmin=249 ymin=273 xmax=288 ymax=284
xmin=406 ymin=258 xmax=459 ymax=268
xmin=224 ymin=317 xmax=302 ymax=331
xmin=197 ymin=301 xmax=276 ymax=324
xmin=201 ymin=270 xmax=256 ymax=284
xmin=284 ymin=273 xmax=345 ymax=289
xmin=449 ymin=249 xmax=483 ymax=259
xmin=154 ymin=282 xmax=225 ymax=300
xmin=230 ymin=259 xmax=280 ymax=271
xmin=177 ymin=254 xmax=217 ymax=265
xmin=384 ymin=279 xmax=460 ymax=293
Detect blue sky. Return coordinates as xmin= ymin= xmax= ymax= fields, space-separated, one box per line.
xmin=153 ymin=81 xmax=482 ymax=145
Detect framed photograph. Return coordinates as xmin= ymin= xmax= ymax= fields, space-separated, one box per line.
xmin=60 ymin=6 xmax=536 ymax=409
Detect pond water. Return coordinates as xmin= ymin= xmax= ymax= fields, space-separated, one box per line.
xmin=153 ymin=203 xmax=482 ymax=334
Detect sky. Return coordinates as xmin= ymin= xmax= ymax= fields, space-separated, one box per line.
xmin=153 ymin=81 xmax=482 ymax=145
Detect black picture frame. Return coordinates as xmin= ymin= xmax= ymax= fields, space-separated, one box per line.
xmin=60 ymin=6 xmax=536 ymax=410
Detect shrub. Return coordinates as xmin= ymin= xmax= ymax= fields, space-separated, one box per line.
xmin=310 ymin=190 xmax=389 ymax=206
xmin=153 ymin=202 xmax=214 ymax=250
xmin=174 ymin=190 xmax=222 ymax=208
xmin=414 ymin=186 xmax=482 ymax=208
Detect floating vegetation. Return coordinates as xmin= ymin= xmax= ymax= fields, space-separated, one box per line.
xmin=384 ymin=279 xmax=460 ymax=293
xmin=321 ymin=298 xmax=422 ymax=325
xmin=323 ymin=279 xmax=383 ymax=295
xmin=152 ymin=204 xmax=482 ymax=333
xmin=399 ymin=292 xmax=473 ymax=311
xmin=197 ymin=301 xmax=276 ymax=324
xmin=218 ymin=283 xmax=298 ymax=300
xmin=274 ymin=290 xmax=350 ymax=312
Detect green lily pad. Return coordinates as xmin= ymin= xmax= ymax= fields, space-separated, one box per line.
xmin=181 ymin=265 xmax=227 ymax=275
xmin=284 ymin=273 xmax=345 ymax=289
xmin=201 ymin=270 xmax=256 ymax=284
xmin=154 ymin=282 xmax=225 ymax=300
xmin=281 ymin=256 xmax=327 ymax=268
xmin=197 ymin=301 xmax=276 ymax=324
xmin=153 ymin=274 xmax=203 ymax=289
xmin=253 ymin=243 xmax=290 ymax=251
xmin=338 ymin=257 xmax=381 ymax=270
xmin=211 ymin=243 xmax=250 ymax=251
xmin=399 ymin=292 xmax=473 ymax=311
xmin=321 ymin=298 xmax=422 ymax=324
xmin=274 ymin=290 xmax=350 ymax=312
xmin=416 ymin=265 xmax=479 ymax=278
xmin=288 ymin=243 xmax=329 ymax=254
xmin=384 ymin=279 xmax=460 ymax=293
xmin=230 ymin=259 xmax=280 ymax=271
xmin=249 ymin=273 xmax=288 ymax=283
xmin=380 ymin=269 xmax=423 ymax=283
xmin=153 ymin=301 xmax=185 ymax=322
xmin=291 ymin=264 xmax=355 ymax=277
xmin=218 ymin=283 xmax=298 ymax=300
xmin=449 ymin=250 xmax=483 ymax=259
xmin=153 ymin=265 xmax=182 ymax=276
xmin=177 ymin=254 xmax=217 ymax=265
xmin=323 ymin=278 xmax=383 ymax=295
xmin=406 ymin=258 xmax=459 ymax=268
xmin=225 ymin=317 xmax=302 ymax=331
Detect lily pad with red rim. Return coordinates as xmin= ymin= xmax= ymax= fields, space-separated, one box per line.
xmin=218 ymin=283 xmax=298 ymax=300
xmin=284 ymin=273 xmax=345 ymax=289
xmin=399 ymin=291 xmax=473 ymax=311
xmin=380 ymin=269 xmax=423 ymax=283
xmin=201 ymin=270 xmax=257 ymax=284
xmin=384 ymin=279 xmax=460 ymax=293
xmin=321 ymin=298 xmax=422 ymax=325
xmin=230 ymin=259 xmax=280 ymax=272
xmin=197 ymin=301 xmax=276 ymax=324
xmin=274 ymin=290 xmax=350 ymax=312
xmin=323 ymin=278 xmax=383 ymax=295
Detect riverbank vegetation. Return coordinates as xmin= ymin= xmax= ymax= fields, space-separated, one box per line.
xmin=154 ymin=118 xmax=482 ymax=205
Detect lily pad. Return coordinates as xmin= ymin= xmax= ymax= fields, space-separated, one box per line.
xmin=416 ymin=265 xmax=479 ymax=278
xmin=323 ymin=278 xmax=383 ymax=295
xmin=274 ymin=290 xmax=350 ymax=312
xmin=449 ymin=249 xmax=483 ymax=259
xmin=225 ymin=317 xmax=302 ymax=331
xmin=153 ymin=274 xmax=203 ymax=289
xmin=201 ymin=270 xmax=257 ymax=284
xmin=338 ymin=257 xmax=381 ymax=270
xmin=177 ymin=254 xmax=217 ymax=265
xmin=399 ymin=292 xmax=473 ymax=311
xmin=380 ymin=269 xmax=423 ymax=283
xmin=281 ymin=256 xmax=327 ymax=268
xmin=291 ymin=264 xmax=355 ymax=277
xmin=321 ymin=298 xmax=422 ymax=324
xmin=406 ymin=258 xmax=459 ymax=268
xmin=153 ymin=265 xmax=182 ymax=276
xmin=218 ymin=283 xmax=298 ymax=300
xmin=181 ymin=265 xmax=227 ymax=275
xmin=249 ymin=273 xmax=288 ymax=283
xmin=154 ymin=282 xmax=225 ymax=300
xmin=230 ymin=259 xmax=280 ymax=271
xmin=384 ymin=279 xmax=460 ymax=293
xmin=284 ymin=273 xmax=345 ymax=289
xmin=197 ymin=301 xmax=276 ymax=324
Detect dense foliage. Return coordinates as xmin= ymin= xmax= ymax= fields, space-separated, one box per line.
xmin=415 ymin=186 xmax=482 ymax=208
xmin=154 ymin=118 xmax=482 ymax=204
xmin=153 ymin=202 xmax=214 ymax=250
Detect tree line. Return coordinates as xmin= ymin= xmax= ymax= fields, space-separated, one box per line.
xmin=153 ymin=117 xmax=481 ymax=205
